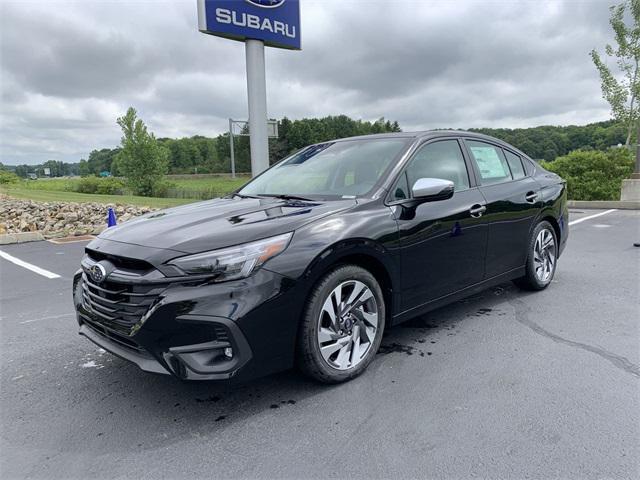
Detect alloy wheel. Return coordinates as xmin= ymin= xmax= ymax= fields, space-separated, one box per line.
xmin=533 ymin=228 xmax=556 ymax=283
xmin=316 ymin=280 xmax=379 ymax=370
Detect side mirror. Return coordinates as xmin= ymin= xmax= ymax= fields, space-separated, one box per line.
xmin=411 ymin=178 xmax=455 ymax=202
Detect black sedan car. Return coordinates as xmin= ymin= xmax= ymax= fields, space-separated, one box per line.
xmin=73 ymin=131 xmax=568 ymax=384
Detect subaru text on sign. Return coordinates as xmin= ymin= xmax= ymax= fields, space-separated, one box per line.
xmin=198 ymin=0 xmax=301 ymax=50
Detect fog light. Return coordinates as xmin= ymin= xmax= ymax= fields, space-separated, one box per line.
xmin=224 ymin=347 xmax=233 ymax=359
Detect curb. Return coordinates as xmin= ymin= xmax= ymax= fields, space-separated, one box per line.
xmin=567 ymin=200 xmax=640 ymax=210
xmin=0 ymin=232 xmax=45 ymax=245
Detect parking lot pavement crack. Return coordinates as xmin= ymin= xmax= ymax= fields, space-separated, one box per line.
xmin=509 ymin=298 xmax=640 ymax=379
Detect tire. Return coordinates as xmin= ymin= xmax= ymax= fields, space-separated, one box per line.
xmin=297 ymin=265 xmax=386 ymax=384
xmin=514 ymin=220 xmax=558 ymax=291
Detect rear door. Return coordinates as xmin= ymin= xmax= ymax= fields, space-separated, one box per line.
xmin=463 ymin=139 xmax=541 ymax=278
xmin=389 ymin=138 xmax=488 ymax=312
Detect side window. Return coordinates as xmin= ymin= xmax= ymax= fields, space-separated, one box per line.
xmin=391 ymin=172 xmax=410 ymax=201
xmin=405 ymin=140 xmax=470 ymax=193
xmin=523 ymin=157 xmax=537 ymax=175
xmin=466 ymin=140 xmax=512 ymax=185
xmin=504 ymin=149 xmax=525 ymax=179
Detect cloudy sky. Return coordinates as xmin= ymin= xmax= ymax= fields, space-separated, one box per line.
xmin=0 ymin=0 xmax=614 ymax=165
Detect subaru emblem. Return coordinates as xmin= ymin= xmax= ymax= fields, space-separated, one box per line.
xmin=89 ymin=263 xmax=107 ymax=284
xmin=246 ymin=0 xmax=286 ymax=8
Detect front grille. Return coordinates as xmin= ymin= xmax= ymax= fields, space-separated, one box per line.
xmin=82 ymin=316 xmax=148 ymax=355
xmin=81 ymin=272 xmax=167 ymax=336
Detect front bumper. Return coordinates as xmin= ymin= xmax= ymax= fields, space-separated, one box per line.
xmin=77 ymin=311 xmax=253 ymax=381
xmin=74 ymin=260 xmax=303 ymax=382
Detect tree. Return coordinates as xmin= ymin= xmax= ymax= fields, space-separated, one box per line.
xmin=78 ymin=159 xmax=90 ymax=177
xmin=591 ymin=0 xmax=640 ymax=147
xmin=114 ymin=107 xmax=169 ymax=196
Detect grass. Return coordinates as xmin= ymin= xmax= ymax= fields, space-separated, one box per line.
xmin=16 ymin=176 xmax=248 ymax=191
xmin=170 ymin=176 xmax=249 ymax=190
xmin=164 ymin=176 xmax=249 ymax=199
xmin=0 ymin=186 xmax=196 ymax=208
xmin=1 ymin=175 xmax=250 ymax=206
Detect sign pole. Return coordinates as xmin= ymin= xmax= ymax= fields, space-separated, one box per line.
xmin=228 ymin=118 xmax=236 ymax=179
xmin=245 ymin=39 xmax=269 ymax=176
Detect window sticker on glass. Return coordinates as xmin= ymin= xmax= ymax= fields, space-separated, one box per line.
xmin=470 ymin=146 xmax=509 ymax=179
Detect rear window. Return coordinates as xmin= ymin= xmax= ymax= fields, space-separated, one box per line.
xmin=466 ymin=140 xmax=512 ymax=185
xmin=504 ymin=150 xmax=526 ymax=179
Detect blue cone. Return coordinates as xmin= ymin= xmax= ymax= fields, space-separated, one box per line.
xmin=107 ymin=207 xmax=117 ymax=227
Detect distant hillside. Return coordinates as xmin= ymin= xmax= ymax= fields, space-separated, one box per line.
xmin=469 ymin=120 xmax=625 ymax=161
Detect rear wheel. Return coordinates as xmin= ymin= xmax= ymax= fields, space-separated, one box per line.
xmin=514 ymin=220 xmax=558 ymax=291
xmin=297 ymin=265 xmax=385 ymax=383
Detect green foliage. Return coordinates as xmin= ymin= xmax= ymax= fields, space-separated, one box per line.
xmin=149 ymin=180 xmax=177 ymax=198
xmin=78 ymin=159 xmax=90 ymax=177
xmin=0 ymin=170 xmax=20 ymax=184
xmin=591 ymin=0 xmax=640 ymax=145
xmin=85 ymin=148 xmax=121 ymax=176
xmin=115 ymin=107 xmax=169 ymax=196
xmin=541 ymin=148 xmax=634 ymax=200
xmin=158 ymin=136 xmax=218 ymax=174
xmin=470 ymin=121 xmax=627 ymax=162
xmin=39 ymin=160 xmax=75 ymax=177
xmin=75 ymin=177 xmax=125 ymax=195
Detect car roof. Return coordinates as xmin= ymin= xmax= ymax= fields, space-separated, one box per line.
xmin=327 ymin=130 xmax=532 ymax=159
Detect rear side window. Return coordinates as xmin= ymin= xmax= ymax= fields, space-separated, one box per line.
xmin=466 ymin=140 xmax=512 ymax=185
xmin=523 ymin=157 xmax=537 ymax=175
xmin=504 ymin=150 xmax=525 ymax=179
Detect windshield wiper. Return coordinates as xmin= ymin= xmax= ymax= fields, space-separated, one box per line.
xmin=258 ymin=194 xmax=315 ymax=202
xmin=230 ymin=192 xmax=262 ymax=199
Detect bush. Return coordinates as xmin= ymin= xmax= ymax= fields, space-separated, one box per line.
xmin=75 ymin=177 xmax=125 ymax=195
xmin=542 ymin=148 xmax=634 ymax=200
xmin=95 ymin=177 xmax=125 ymax=195
xmin=0 ymin=170 xmax=20 ymax=184
xmin=75 ymin=177 xmax=100 ymax=194
xmin=150 ymin=180 xmax=177 ymax=198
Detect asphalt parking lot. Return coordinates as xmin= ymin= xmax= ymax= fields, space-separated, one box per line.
xmin=1 ymin=209 xmax=638 ymax=479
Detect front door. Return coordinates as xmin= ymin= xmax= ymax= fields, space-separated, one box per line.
xmin=389 ymin=139 xmax=488 ymax=314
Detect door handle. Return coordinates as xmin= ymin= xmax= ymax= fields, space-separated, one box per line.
xmin=469 ymin=204 xmax=487 ymax=218
xmin=525 ymin=191 xmax=538 ymax=203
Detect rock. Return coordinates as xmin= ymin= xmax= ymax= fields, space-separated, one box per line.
xmin=0 ymin=194 xmax=158 ymax=238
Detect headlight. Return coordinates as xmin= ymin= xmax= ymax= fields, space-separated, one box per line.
xmin=168 ymin=232 xmax=293 ymax=281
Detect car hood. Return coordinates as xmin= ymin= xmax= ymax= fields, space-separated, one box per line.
xmin=97 ymin=197 xmax=356 ymax=254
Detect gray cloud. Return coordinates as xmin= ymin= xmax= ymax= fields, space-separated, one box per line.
xmin=1 ymin=0 xmax=614 ymax=164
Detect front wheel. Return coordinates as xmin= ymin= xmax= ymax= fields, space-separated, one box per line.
xmin=514 ymin=220 xmax=558 ymax=291
xmin=297 ymin=265 xmax=386 ymax=384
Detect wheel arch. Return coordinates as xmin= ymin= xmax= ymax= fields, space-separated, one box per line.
xmin=300 ymin=238 xmax=397 ymax=323
xmin=534 ymin=212 xmax=562 ymax=252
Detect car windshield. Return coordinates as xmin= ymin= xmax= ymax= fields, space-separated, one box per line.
xmin=238 ymin=138 xmax=409 ymax=200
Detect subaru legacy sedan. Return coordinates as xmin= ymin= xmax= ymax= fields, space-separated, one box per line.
xmin=73 ymin=131 xmax=568 ymax=384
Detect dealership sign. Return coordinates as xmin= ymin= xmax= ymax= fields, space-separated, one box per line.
xmin=198 ymin=0 xmax=301 ymax=50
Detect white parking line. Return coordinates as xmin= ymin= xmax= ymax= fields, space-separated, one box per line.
xmin=0 ymin=250 xmax=61 ymax=279
xmin=20 ymin=313 xmax=74 ymax=324
xmin=568 ymin=209 xmax=617 ymax=227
